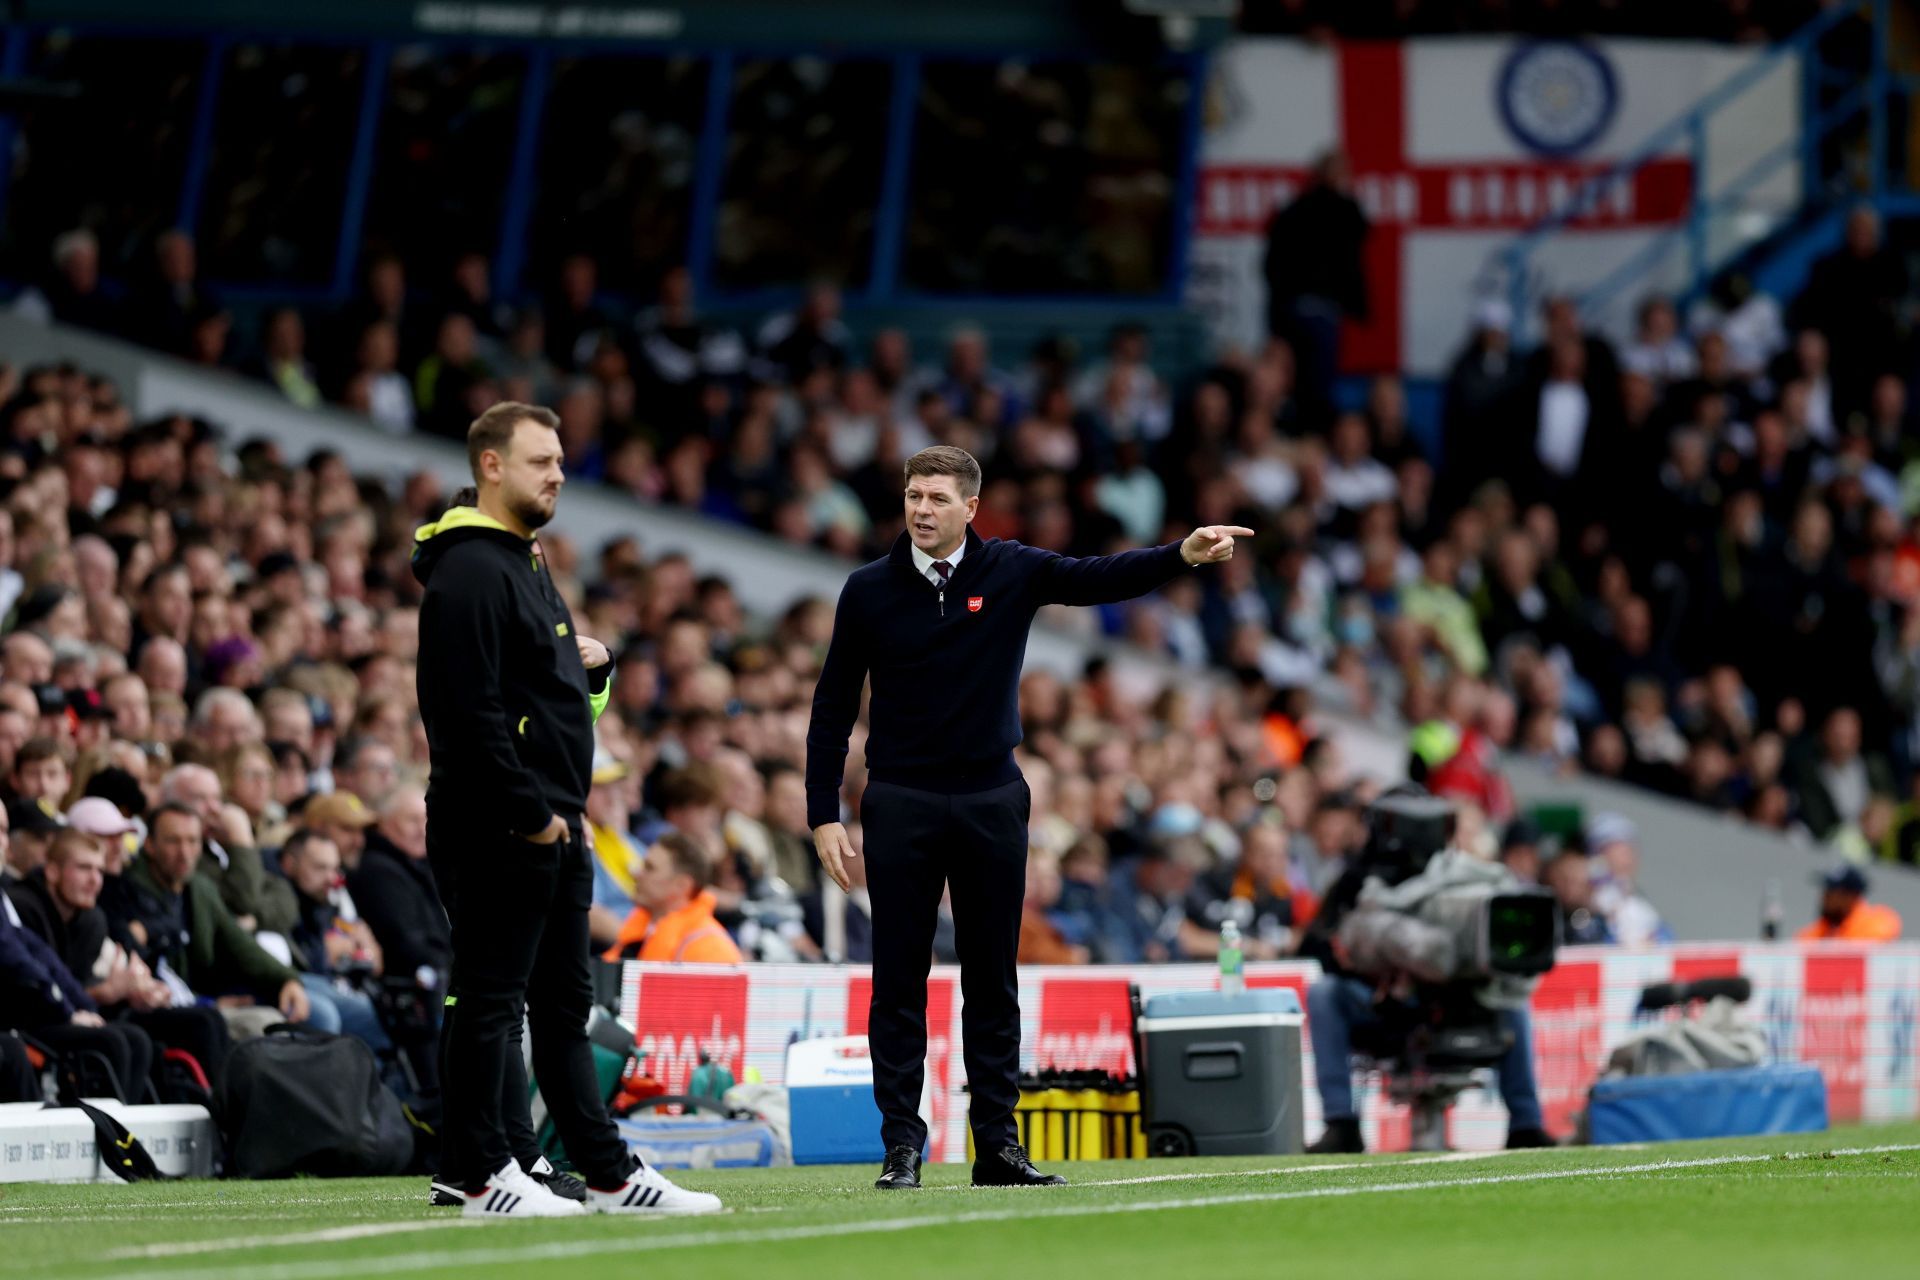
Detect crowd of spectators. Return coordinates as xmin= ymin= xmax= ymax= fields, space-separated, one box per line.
xmin=0 ymin=344 xmax=1396 ymax=1113
xmin=3 ymin=176 xmax=1917 ymax=1072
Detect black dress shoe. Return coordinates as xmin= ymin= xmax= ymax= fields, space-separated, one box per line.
xmin=1505 ymin=1126 xmax=1556 ymax=1150
xmin=972 ymin=1143 xmax=1067 ymax=1187
xmin=875 ymin=1144 xmax=922 ymax=1190
xmin=1306 ymin=1117 xmax=1365 ymax=1154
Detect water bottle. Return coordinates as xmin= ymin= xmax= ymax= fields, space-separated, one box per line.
xmin=1761 ymin=878 xmax=1783 ymax=941
xmin=1219 ymin=919 xmax=1245 ymax=996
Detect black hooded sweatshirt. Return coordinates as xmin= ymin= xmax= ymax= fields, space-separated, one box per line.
xmin=412 ymin=507 xmax=611 ymax=839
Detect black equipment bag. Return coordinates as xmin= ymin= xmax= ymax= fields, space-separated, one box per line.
xmin=220 ymin=1025 xmax=413 ymax=1179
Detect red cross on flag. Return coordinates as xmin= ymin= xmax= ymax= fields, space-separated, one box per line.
xmin=1188 ymin=38 xmax=1803 ymax=375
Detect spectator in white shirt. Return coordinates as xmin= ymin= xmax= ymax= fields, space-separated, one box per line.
xmin=1322 ymin=412 xmax=1397 ymax=515
xmin=1621 ymin=295 xmax=1697 ymax=387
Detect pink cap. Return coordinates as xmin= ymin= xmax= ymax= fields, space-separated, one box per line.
xmin=66 ymin=796 xmax=138 ymax=837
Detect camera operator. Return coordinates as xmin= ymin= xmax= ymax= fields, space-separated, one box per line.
xmin=1298 ymin=787 xmax=1553 ymax=1154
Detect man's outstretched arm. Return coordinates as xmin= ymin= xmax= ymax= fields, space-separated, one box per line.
xmin=1038 ymin=525 xmax=1253 ymax=606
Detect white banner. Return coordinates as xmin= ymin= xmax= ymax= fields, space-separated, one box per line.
xmin=1189 ymin=37 xmax=1802 ymax=374
xmin=624 ymin=942 xmax=1916 ymax=1159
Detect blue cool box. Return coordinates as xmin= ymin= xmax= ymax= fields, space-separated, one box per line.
xmin=786 ymin=1035 xmax=889 ymax=1166
xmin=1587 ymin=1064 xmax=1829 ymax=1145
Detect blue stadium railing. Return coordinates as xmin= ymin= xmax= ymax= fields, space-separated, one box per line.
xmin=0 ymin=22 xmax=1210 ymax=323
xmin=1496 ymin=0 xmax=1920 ymax=348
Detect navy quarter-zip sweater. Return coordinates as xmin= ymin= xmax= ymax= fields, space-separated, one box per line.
xmin=805 ymin=526 xmax=1191 ymax=828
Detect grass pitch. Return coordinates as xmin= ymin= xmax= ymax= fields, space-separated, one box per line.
xmin=4 ymin=1124 xmax=1917 ymax=1280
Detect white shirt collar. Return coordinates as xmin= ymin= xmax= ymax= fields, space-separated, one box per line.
xmin=910 ymin=536 xmax=965 ymax=585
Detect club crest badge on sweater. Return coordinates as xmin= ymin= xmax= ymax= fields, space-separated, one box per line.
xmin=968 ymin=596 xmax=983 ymax=612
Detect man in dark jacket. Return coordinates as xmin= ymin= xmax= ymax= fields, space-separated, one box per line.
xmin=348 ymin=786 xmax=450 ymax=986
xmin=348 ymin=786 xmax=447 ymax=1096
xmin=414 ymin=401 xmax=718 ymax=1218
xmin=1264 ymin=150 xmax=1370 ymax=419
xmin=11 ymin=825 xmax=231 ymax=1092
xmin=1 ymin=879 xmax=153 ymax=1101
xmin=806 ymin=444 xmax=1249 ymax=1189
xmin=110 ymin=804 xmax=311 ymax=1033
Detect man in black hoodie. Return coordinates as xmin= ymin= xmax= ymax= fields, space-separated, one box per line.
xmin=414 ymin=401 xmax=719 ymax=1220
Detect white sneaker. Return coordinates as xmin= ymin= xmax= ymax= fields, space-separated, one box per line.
xmin=462 ymin=1162 xmax=589 ymax=1219
xmin=585 ymin=1163 xmax=723 ymax=1215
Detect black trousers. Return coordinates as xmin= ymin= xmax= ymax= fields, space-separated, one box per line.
xmin=127 ymin=1004 xmax=232 ymax=1095
xmin=431 ymin=822 xmax=631 ymax=1189
xmin=37 ymin=1019 xmax=153 ymax=1102
xmin=0 ymin=1032 xmax=41 ymax=1101
xmin=861 ymin=776 xmax=1029 ymax=1153
xmin=433 ymin=835 xmax=540 ymax=1173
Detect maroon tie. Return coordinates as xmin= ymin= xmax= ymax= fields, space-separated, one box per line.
xmin=933 ymin=560 xmax=952 ymax=584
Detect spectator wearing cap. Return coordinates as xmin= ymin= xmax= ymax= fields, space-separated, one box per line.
xmin=158 ymin=763 xmax=295 ymax=937
xmin=1499 ymin=818 xmax=1548 ymax=886
xmin=82 ymin=766 xmax=147 ymax=839
xmin=584 ymin=749 xmax=642 ymax=949
xmin=66 ymin=687 xmax=115 ymax=752
xmin=4 ymin=794 xmax=65 ymax=882
xmin=1583 ymin=814 xmax=1670 ymax=946
xmin=68 ymin=792 xmax=142 ymax=876
xmin=28 ymin=684 xmax=71 ymax=744
xmin=110 ymin=802 xmax=312 ymax=1037
xmin=607 ymin=832 xmax=743 ymax=964
xmin=1797 ymin=865 xmax=1902 ymax=942
xmin=301 ymin=791 xmax=376 ymax=873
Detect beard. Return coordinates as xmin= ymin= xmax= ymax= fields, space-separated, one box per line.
xmin=508 ymin=491 xmax=557 ymax=531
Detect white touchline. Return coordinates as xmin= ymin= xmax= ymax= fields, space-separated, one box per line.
xmin=104 ymin=1221 xmax=483 ymax=1259
xmin=0 ymin=1192 xmax=424 ymax=1215
xmin=100 ymin=1143 xmax=1920 ymax=1280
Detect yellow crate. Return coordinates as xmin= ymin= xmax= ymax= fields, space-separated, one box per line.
xmin=968 ymin=1088 xmax=1146 ymax=1161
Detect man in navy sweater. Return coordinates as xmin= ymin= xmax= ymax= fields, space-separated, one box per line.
xmin=807 ymin=445 xmax=1249 ymax=1189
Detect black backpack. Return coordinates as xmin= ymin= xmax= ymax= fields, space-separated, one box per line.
xmin=220 ymin=1025 xmax=414 ymax=1179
